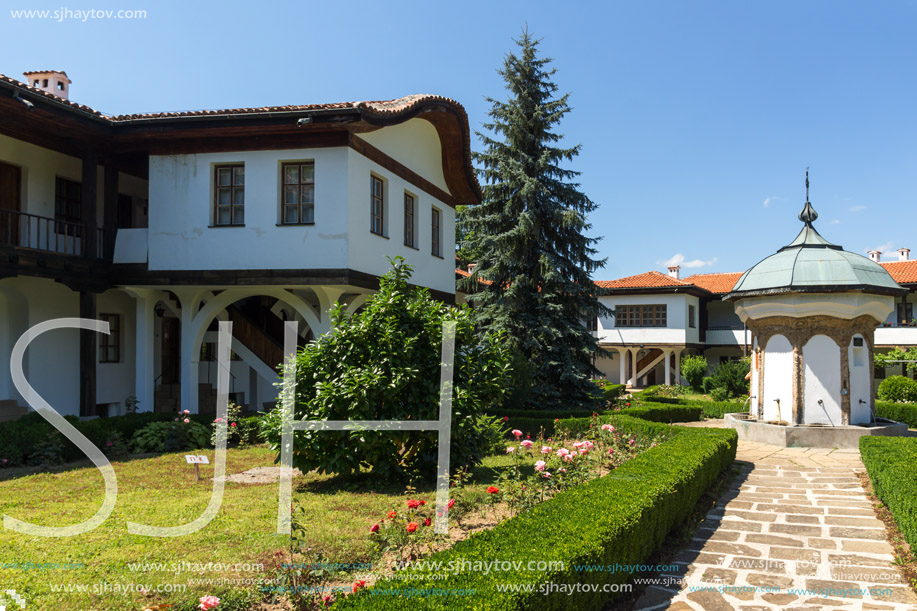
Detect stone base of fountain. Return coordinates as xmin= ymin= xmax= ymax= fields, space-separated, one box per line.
xmin=724 ymin=412 xmax=908 ymax=449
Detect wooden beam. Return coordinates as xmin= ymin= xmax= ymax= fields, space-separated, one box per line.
xmin=81 ymin=149 xmax=98 ymax=259
xmin=79 ymin=290 xmax=97 ymax=417
xmin=103 ymin=159 xmax=119 ymax=260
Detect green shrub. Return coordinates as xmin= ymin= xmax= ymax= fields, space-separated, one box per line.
xmin=698 ymin=401 xmax=749 ymax=419
xmin=332 ymin=418 xmax=737 ymax=610
xmin=680 ymin=355 xmax=708 ymax=391
xmin=702 ymin=376 xmax=715 ymax=393
xmin=875 ymin=401 xmax=917 ymax=428
xmin=602 ymin=383 xmax=627 ymax=404
xmin=131 ymin=420 xmax=211 ymax=454
xmin=860 ymin=437 xmax=917 ymax=549
xmin=708 ymin=359 xmax=750 ymax=398
xmin=260 ymin=259 xmax=512 ymax=481
xmin=617 ymin=403 xmax=704 ymax=424
xmin=490 ymin=408 xmax=605 ymax=440
xmin=710 ymin=387 xmax=730 ymax=402
xmin=877 ymin=376 xmax=917 ymax=403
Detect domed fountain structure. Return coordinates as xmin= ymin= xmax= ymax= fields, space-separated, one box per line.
xmin=723 ymin=178 xmax=910 ymax=447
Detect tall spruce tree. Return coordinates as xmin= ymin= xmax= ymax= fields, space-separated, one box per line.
xmin=460 ymin=31 xmax=609 ymax=408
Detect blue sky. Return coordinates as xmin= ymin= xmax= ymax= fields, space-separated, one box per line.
xmin=3 ymin=0 xmax=916 ymax=280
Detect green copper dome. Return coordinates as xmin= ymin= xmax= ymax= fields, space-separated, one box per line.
xmin=726 ymin=200 xmax=905 ymax=300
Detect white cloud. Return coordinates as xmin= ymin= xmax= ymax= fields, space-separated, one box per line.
xmin=659 ymin=253 xmax=718 ymax=269
xmin=830 ymin=219 xmax=840 ymax=224
xmin=865 ymin=242 xmax=895 ymax=257
xmin=849 ymin=205 xmax=868 ymax=213
xmin=763 ymin=196 xmax=782 ymax=208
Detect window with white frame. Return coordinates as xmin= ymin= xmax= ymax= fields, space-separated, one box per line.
xmin=281 ymin=162 xmax=315 ymax=224
xmin=214 ymin=164 xmax=244 ymax=226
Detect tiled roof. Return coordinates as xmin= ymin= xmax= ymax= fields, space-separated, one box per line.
xmin=682 ymin=272 xmax=744 ymax=294
xmin=0 ymin=73 xmax=460 ymax=124
xmin=594 ymin=271 xmax=693 ymax=290
xmin=882 ymin=261 xmax=917 ymax=285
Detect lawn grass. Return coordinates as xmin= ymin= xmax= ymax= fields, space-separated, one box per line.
xmin=0 ymin=447 xmax=513 ymax=611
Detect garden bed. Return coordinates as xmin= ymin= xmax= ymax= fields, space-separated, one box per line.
xmin=331 ymin=416 xmax=737 ymax=610
xmin=859 ymin=436 xmax=917 ymax=549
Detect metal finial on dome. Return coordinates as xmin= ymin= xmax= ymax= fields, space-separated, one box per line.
xmin=798 ymin=168 xmax=818 ymax=225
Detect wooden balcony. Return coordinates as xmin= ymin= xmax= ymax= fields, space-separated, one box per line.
xmin=0 ymin=208 xmax=106 ymax=258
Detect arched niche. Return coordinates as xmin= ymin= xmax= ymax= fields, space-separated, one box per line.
xmin=802 ymin=334 xmax=841 ymax=425
xmin=763 ymin=334 xmax=793 ymax=423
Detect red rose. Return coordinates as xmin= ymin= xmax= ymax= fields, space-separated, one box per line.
xmin=406 ymin=522 xmax=418 ymax=533
xmin=447 ymin=499 xmax=455 ymax=509
xmin=424 ymin=517 xmax=432 ymax=526
xmin=419 ymin=500 xmax=426 ymax=506
xmin=353 ymin=580 xmax=365 ymax=592
xmin=387 ymin=511 xmax=397 ymax=519
xmin=407 ymin=499 xmax=421 ymax=509
xmin=503 ymin=416 xmax=509 ymax=422
xmin=230 ymin=422 xmax=237 ymax=427
xmin=370 ymin=523 xmax=380 ymax=533
xmin=486 ymin=486 xmax=499 ymax=494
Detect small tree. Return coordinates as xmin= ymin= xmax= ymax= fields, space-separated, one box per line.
xmin=261 ymin=258 xmax=512 ymax=481
xmin=709 ymin=359 xmax=751 ymax=398
xmin=680 ymin=355 xmax=708 ymax=391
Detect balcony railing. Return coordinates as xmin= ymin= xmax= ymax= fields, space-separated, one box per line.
xmin=0 ymin=209 xmax=105 ymax=258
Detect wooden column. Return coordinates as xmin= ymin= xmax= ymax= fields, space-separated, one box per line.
xmin=81 ymin=149 xmax=98 ymax=259
xmin=103 ymin=158 xmax=119 ymax=260
xmin=79 ymin=290 xmax=97 ymax=417
xmin=791 ymin=344 xmax=804 ymax=424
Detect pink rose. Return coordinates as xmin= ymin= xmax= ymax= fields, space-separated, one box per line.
xmin=199 ymin=595 xmax=221 ymax=610
xmin=520 ymin=440 xmax=533 ymax=448
xmin=506 ymin=447 xmax=516 ymax=453
xmin=183 ymin=410 xmax=190 ymax=415
xmin=601 ymin=424 xmax=613 ymax=431
xmin=540 ymin=446 xmax=551 ymax=454
xmin=511 ymin=429 xmax=522 ymax=438
xmin=534 ymin=460 xmax=546 ymax=471
xmin=183 ymin=418 xmax=190 ymax=424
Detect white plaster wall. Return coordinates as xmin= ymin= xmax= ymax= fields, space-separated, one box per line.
xmin=848 ymin=335 xmax=872 ymax=425
xmin=750 ymin=337 xmax=760 ymax=414
xmin=707 ymin=300 xmax=743 ymax=328
xmin=345 ymin=148 xmax=456 ymax=295
xmin=0 ymin=283 xmax=29 ymax=407
xmin=762 ymin=334 xmax=793 ymax=423
xmin=597 ymin=294 xmax=690 ymax=345
xmin=147 ymin=148 xmax=350 ymax=272
xmin=96 ymin=289 xmax=137 ymax=414
xmin=357 ymin=120 xmax=449 ymax=192
xmin=593 ymin=348 xmax=622 ymax=384
xmin=803 ymin=335 xmax=842 ymax=425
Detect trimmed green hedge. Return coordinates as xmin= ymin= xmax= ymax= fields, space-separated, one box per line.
xmin=490 ymin=408 xmax=608 ymax=440
xmin=875 ymin=402 xmax=917 ymax=429
xmin=623 ymin=397 xmax=748 ymax=419
xmin=333 ymin=416 xmax=737 ymax=610
xmin=860 ymin=437 xmax=917 ymax=549
xmin=617 ymin=403 xmax=704 ymax=423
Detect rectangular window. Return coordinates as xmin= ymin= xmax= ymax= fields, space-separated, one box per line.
xmin=586 ymin=316 xmax=598 ymax=332
xmin=689 ymin=304 xmax=696 ymax=328
xmin=404 ymin=193 xmax=416 ymax=247
xmin=281 ymin=162 xmax=315 ymax=224
xmin=214 ymin=164 xmax=244 ymax=226
xmin=370 ymin=175 xmax=385 ymax=235
xmin=431 ymin=207 xmax=442 ymax=257
xmin=614 ymin=304 xmax=667 ymax=328
xmin=897 ymin=302 xmax=913 ymax=324
xmin=99 ymin=313 xmax=120 ymax=363
xmin=54 ymin=177 xmax=81 ymax=231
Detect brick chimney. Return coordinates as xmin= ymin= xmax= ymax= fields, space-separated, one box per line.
xmin=23 ymin=70 xmax=71 ymax=100
xmin=868 ymin=250 xmax=881 ymax=263
xmin=898 ymin=248 xmax=910 ymax=262
xmin=667 ymin=265 xmax=681 ymax=280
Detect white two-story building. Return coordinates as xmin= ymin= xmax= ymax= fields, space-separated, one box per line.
xmin=0 ymin=70 xmax=480 ymax=419
xmin=592 ymin=250 xmax=917 ymax=388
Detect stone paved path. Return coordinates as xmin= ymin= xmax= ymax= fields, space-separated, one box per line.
xmin=633 ymin=440 xmax=917 ymax=610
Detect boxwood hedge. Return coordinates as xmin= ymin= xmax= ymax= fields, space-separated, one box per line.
xmin=875 ymin=401 xmax=917 ymax=429
xmin=333 ymin=416 xmax=737 ymax=610
xmin=860 ymin=436 xmax=917 ymax=549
